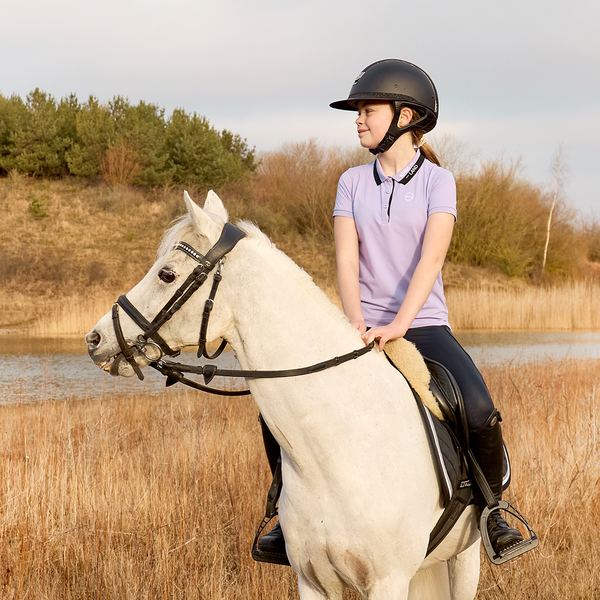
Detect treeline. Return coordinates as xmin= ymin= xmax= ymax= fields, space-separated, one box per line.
xmin=0 ymin=89 xmax=256 ymax=188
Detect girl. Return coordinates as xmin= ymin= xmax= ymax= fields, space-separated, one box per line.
xmin=330 ymin=58 xmax=525 ymax=559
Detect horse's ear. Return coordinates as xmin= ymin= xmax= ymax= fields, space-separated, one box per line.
xmin=183 ymin=191 xmax=221 ymax=243
xmin=203 ymin=190 xmax=229 ymax=223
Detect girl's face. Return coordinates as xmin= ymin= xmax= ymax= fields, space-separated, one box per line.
xmin=355 ymin=100 xmax=394 ymax=149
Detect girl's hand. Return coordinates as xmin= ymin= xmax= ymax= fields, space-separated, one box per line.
xmin=350 ymin=319 xmax=367 ymax=335
xmin=362 ymin=322 xmax=407 ymax=351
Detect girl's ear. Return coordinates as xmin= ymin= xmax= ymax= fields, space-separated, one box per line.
xmin=397 ymin=106 xmax=414 ymax=128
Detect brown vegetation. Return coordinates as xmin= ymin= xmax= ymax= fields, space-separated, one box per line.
xmin=1 ymin=139 xmax=599 ymax=335
xmin=0 ymin=358 xmax=598 ymax=598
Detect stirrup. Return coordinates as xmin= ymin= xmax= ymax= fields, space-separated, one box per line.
xmin=480 ymin=500 xmax=538 ymax=565
xmin=251 ymin=514 xmax=291 ymax=566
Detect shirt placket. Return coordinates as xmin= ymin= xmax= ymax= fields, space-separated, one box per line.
xmin=381 ymin=178 xmax=395 ymax=223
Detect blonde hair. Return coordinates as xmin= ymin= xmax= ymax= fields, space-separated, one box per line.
xmin=409 ymin=110 xmax=441 ymax=166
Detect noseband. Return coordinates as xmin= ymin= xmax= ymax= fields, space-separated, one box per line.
xmin=111 ymin=222 xmax=247 ymax=381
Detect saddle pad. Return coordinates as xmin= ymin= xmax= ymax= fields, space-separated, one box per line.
xmin=415 ymin=394 xmax=464 ymax=506
xmin=384 ymin=338 xmax=444 ymax=420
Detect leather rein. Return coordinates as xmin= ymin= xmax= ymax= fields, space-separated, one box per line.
xmin=111 ymin=221 xmax=374 ymax=396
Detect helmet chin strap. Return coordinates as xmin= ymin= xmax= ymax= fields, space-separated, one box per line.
xmin=371 ymin=102 xmax=430 ymax=155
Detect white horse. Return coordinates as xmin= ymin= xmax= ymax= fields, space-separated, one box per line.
xmin=86 ymin=191 xmax=481 ymax=600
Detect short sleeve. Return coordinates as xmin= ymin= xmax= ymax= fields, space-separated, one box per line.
xmin=427 ymin=168 xmax=457 ymax=220
xmin=333 ymin=170 xmax=355 ymax=219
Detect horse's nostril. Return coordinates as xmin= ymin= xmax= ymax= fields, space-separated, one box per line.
xmin=86 ymin=331 xmax=101 ymax=347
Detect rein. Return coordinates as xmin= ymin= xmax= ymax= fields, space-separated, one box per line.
xmin=111 ymin=220 xmax=375 ymax=395
xmin=151 ymin=342 xmax=375 ymax=396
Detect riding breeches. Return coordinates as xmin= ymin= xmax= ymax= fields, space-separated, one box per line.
xmin=403 ymin=325 xmax=495 ymax=430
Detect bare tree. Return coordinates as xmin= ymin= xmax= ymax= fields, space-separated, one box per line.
xmin=542 ymin=144 xmax=570 ymax=274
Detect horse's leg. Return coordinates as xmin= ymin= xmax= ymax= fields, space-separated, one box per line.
xmin=407 ymin=563 xmax=451 ymax=600
xmin=447 ymin=540 xmax=480 ymax=600
xmin=364 ymin=575 xmax=411 ymax=600
xmin=297 ymin=574 xmax=344 ymax=600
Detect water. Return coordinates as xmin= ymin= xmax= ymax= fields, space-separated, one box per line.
xmin=1 ymin=331 xmax=600 ymax=403
xmin=454 ymin=330 xmax=600 ymax=365
xmin=0 ymin=337 xmax=243 ymax=404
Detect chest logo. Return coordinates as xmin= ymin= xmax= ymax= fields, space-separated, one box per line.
xmin=404 ymin=193 xmax=414 ymax=202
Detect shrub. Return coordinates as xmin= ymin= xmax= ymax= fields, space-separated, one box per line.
xmin=251 ymin=140 xmax=371 ymax=239
xmin=100 ymin=139 xmax=142 ymax=186
xmin=27 ymin=192 xmax=50 ymax=220
xmin=447 ymin=157 xmax=580 ymax=278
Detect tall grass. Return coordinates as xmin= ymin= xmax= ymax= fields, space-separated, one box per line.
xmin=27 ymin=290 xmax=118 ymax=337
xmin=23 ymin=279 xmax=600 ymax=336
xmin=446 ymin=280 xmax=600 ymax=330
xmin=0 ymin=359 xmax=599 ymax=598
xmin=0 ymin=388 xmax=300 ymax=598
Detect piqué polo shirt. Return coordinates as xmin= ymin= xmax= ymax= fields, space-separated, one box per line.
xmin=333 ymin=150 xmax=457 ymax=329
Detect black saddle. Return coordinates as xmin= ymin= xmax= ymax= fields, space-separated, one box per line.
xmin=414 ymin=358 xmax=507 ymax=556
xmin=413 ymin=358 xmax=537 ymax=562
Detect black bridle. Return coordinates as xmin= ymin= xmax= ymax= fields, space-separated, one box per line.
xmin=111 ymin=221 xmax=374 ymax=395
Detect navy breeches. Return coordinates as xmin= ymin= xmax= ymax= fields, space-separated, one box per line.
xmin=403 ymin=326 xmax=495 ymax=429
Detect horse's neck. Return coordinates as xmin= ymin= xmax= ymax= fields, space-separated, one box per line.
xmin=227 ymin=246 xmax=360 ymax=373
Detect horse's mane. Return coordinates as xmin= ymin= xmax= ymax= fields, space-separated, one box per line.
xmin=157 ymin=214 xmax=350 ymax=330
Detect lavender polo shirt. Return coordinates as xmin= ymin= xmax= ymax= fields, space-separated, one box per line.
xmin=333 ymin=150 xmax=457 ymax=329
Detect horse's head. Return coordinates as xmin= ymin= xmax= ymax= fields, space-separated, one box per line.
xmin=85 ymin=190 xmax=242 ymax=378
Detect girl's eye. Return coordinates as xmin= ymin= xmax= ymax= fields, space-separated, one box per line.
xmin=159 ymin=269 xmax=176 ymax=284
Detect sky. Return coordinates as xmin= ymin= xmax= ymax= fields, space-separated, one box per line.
xmin=2 ymin=0 xmax=598 ymax=217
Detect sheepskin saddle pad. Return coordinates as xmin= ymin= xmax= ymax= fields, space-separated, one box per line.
xmin=383 ymin=338 xmax=446 ymax=421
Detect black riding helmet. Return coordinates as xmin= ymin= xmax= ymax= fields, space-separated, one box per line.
xmin=330 ymin=59 xmax=439 ymax=155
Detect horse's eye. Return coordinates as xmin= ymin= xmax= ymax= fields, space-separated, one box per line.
xmin=159 ymin=269 xmax=176 ymax=284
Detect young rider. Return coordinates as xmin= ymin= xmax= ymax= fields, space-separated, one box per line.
xmin=331 ymin=58 xmax=525 ymax=558
xmin=256 ymin=59 xmax=526 ymax=564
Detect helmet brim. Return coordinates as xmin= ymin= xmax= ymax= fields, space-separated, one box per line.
xmin=329 ymin=99 xmax=359 ymax=111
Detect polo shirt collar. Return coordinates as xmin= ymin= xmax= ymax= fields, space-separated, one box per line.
xmin=373 ymin=149 xmax=424 ymax=186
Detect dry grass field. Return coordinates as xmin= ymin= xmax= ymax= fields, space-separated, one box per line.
xmin=0 ymin=357 xmax=599 ymax=599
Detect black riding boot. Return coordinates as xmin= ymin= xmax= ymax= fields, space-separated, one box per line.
xmin=255 ymin=415 xmax=288 ymax=563
xmin=470 ymin=410 xmax=524 ymax=555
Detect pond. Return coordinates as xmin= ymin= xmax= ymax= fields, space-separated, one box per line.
xmin=1 ymin=331 xmax=600 ymax=403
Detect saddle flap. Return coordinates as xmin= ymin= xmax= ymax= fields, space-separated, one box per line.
xmin=424 ymin=357 xmax=470 ymax=443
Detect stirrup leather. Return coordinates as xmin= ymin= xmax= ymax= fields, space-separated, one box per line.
xmin=480 ymin=500 xmax=539 ymax=565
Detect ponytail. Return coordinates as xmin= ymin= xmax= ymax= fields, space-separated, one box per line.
xmin=409 ymin=109 xmax=441 ymax=166
xmin=412 ymin=131 xmax=441 ymax=166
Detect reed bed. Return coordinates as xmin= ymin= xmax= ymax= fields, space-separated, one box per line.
xmin=0 ymin=358 xmax=599 ymax=598
xmin=26 ymin=290 xmax=120 ymax=337
xmin=23 ymin=279 xmax=600 ymax=336
xmin=446 ymin=280 xmax=600 ymax=331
